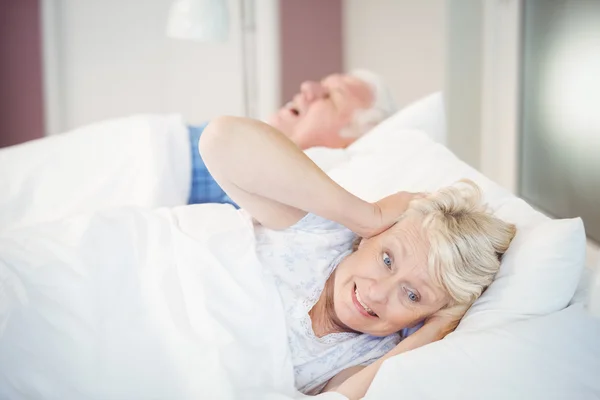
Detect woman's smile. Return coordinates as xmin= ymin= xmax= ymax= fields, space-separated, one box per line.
xmin=352 ymin=284 xmax=378 ymax=318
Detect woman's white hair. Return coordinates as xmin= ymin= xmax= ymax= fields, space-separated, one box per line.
xmin=339 ymin=69 xmax=397 ymax=138
xmin=404 ymin=180 xmax=517 ymax=319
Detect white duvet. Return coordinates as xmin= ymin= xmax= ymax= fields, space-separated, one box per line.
xmin=0 ymin=115 xmax=354 ymax=400
xmin=0 ymin=204 xmax=301 ymax=399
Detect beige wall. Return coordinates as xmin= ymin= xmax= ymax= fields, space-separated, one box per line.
xmin=343 ymin=0 xmax=445 ymax=110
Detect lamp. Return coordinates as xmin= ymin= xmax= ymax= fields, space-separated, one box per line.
xmin=166 ymin=0 xmax=229 ymax=42
xmin=166 ymin=0 xmax=258 ymax=118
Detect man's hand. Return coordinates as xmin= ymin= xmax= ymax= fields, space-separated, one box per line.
xmin=362 ymin=191 xmax=427 ymax=238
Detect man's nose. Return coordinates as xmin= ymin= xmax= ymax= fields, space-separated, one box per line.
xmin=300 ymin=81 xmax=324 ymax=102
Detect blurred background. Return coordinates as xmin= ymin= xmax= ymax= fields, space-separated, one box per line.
xmin=0 ymin=0 xmax=598 ymax=266
xmin=0 ymin=0 xmax=445 ymax=143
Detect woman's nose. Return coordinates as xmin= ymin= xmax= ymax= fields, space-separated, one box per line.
xmin=367 ymin=278 xmax=395 ymax=305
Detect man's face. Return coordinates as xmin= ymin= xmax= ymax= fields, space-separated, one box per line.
xmin=268 ymin=74 xmax=374 ymax=149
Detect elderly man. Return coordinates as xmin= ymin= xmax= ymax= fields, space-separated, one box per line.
xmin=189 ymin=69 xmax=396 ymax=206
xmin=0 ymin=70 xmax=395 ymax=214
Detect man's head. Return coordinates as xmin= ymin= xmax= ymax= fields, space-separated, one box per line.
xmin=330 ymin=180 xmax=517 ymax=337
xmin=268 ymin=70 xmax=396 ymax=150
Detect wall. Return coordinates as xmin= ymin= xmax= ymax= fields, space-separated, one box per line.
xmin=480 ymin=0 xmax=520 ymax=192
xmin=444 ymin=0 xmax=483 ymax=170
xmin=42 ymin=0 xmax=275 ymax=133
xmin=343 ymin=0 xmax=445 ymax=110
xmin=519 ymin=0 xmax=600 ymax=242
xmin=587 ymin=242 xmax=599 ymax=271
xmin=0 ymin=0 xmax=45 ymax=147
xmin=446 ymin=0 xmax=599 ymax=268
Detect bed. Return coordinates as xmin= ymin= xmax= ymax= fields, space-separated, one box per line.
xmin=0 ymin=95 xmax=598 ymax=400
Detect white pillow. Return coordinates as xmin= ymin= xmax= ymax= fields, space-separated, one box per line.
xmin=325 ymin=128 xmax=586 ymax=331
xmin=365 ymin=303 xmax=600 ymax=400
xmin=459 ymin=213 xmax=585 ymax=331
xmin=305 ymin=92 xmax=445 ymax=172
xmin=360 ymin=91 xmax=446 ymax=145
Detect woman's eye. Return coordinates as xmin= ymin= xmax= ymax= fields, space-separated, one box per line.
xmin=382 ymin=252 xmax=392 ymax=268
xmin=406 ymin=289 xmax=419 ymax=303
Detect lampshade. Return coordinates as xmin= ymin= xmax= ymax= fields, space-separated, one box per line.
xmin=166 ymin=0 xmax=229 ymax=42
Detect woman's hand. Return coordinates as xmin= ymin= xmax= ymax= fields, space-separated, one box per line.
xmin=362 ymin=191 xmax=427 ymax=238
xmin=422 ymin=305 xmax=468 ymax=339
xmin=331 ymin=309 xmax=463 ymax=400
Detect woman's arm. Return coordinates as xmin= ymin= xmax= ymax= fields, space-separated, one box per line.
xmin=199 ymin=116 xmax=381 ymax=234
xmin=322 ymin=366 xmax=365 ymax=393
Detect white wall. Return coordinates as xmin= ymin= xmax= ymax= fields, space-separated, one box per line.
xmin=47 ymin=0 xmax=443 ymax=133
xmin=479 ymin=0 xmax=520 ymax=192
xmin=587 ymin=241 xmax=600 ymax=270
xmin=43 ymin=0 xmax=279 ymax=133
xmin=445 ymin=0 xmax=483 ymax=170
xmin=343 ymin=0 xmax=445 ymax=110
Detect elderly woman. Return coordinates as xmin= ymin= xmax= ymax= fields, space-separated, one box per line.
xmin=200 ymin=117 xmax=517 ymax=398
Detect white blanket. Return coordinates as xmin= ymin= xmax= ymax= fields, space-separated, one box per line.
xmin=0 ymin=114 xmax=191 ymax=232
xmin=0 ymin=115 xmax=349 ymax=400
xmin=0 ymin=203 xmax=309 ymax=399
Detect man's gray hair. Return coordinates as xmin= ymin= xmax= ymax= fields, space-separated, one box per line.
xmin=340 ymin=69 xmax=397 ymax=138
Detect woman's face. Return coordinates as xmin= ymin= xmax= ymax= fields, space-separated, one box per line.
xmin=332 ymin=216 xmax=449 ymax=337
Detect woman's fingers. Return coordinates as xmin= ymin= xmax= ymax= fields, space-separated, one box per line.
xmin=362 ymin=191 xmax=428 ymax=238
